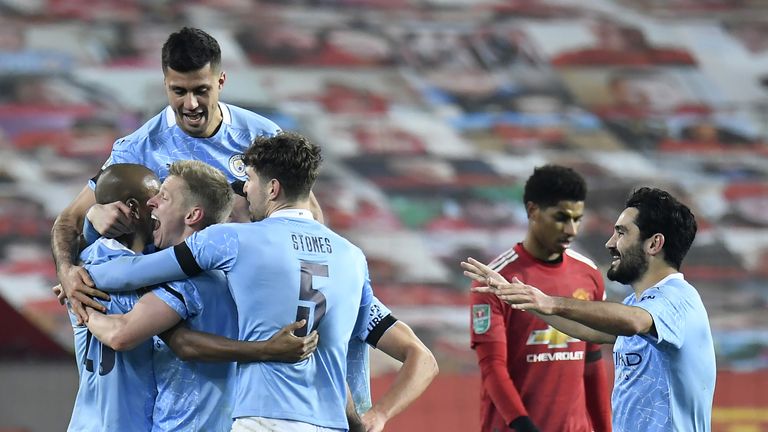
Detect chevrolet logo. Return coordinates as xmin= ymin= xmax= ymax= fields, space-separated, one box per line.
xmin=526 ymin=326 xmax=580 ymax=348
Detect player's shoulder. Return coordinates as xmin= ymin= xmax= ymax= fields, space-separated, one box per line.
xmin=80 ymin=238 xmax=134 ymax=265
xmin=200 ymin=221 xmax=243 ymax=238
xmin=186 ymin=222 xmax=244 ymax=250
xmin=486 ymin=246 xmax=521 ymax=272
xmin=222 ymin=103 xmax=281 ymax=136
xmin=564 ymin=249 xmax=599 ymax=270
xmin=162 ymin=277 xmax=205 ymax=311
xmin=113 ymin=107 xmax=171 ymax=149
xmin=653 ymin=274 xmax=699 ymax=302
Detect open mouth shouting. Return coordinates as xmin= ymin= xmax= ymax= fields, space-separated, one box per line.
xmin=182 ymin=110 xmax=206 ymax=127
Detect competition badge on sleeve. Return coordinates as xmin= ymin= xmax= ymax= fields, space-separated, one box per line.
xmin=472 ymin=304 xmax=491 ymax=334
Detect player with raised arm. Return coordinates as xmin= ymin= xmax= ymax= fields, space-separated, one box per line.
xmin=464 ymin=187 xmax=715 ymax=432
xmin=469 ymin=165 xmax=611 ymax=432
xmin=82 ymin=132 xmax=372 ymax=431
xmin=52 ymin=26 xmax=322 ymax=323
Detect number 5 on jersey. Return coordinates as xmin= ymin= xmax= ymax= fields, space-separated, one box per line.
xmin=295 ymin=261 xmax=328 ymax=337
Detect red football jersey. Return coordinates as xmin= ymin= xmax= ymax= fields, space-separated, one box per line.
xmin=470 ymin=243 xmax=606 ymax=432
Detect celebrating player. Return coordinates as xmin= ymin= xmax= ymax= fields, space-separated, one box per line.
xmin=82 ymin=132 xmax=372 ymax=431
xmin=52 ymin=26 xmax=321 ymax=323
xmin=67 ymin=164 xmax=159 ymax=430
xmin=75 ymin=160 xmax=316 ymax=431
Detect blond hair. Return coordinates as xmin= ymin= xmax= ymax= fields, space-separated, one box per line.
xmin=168 ymin=160 xmax=234 ymax=227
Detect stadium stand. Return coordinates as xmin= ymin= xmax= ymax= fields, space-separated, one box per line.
xmin=0 ymin=0 xmax=767 ymax=430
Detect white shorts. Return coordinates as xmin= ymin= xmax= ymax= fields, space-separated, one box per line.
xmin=231 ymin=417 xmax=345 ymax=432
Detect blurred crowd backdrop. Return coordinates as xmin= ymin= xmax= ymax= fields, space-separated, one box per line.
xmin=1 ymin=0 xmax=767 ymax=431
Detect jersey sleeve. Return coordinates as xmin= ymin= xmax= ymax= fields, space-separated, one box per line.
xmin=351 ymin=258 xmax=374 ymax=343
xmin=150 ymin=280 xmax=203 ymax=321
xmin=86 ymin=247 xmax=187 ymax=292
xmin=361 ymin=296 xmax=397 ymax=348
xmin=470 ymin=289 xmax=506 ymax=346
xmin=90 ymin=224 xmax=239 ymax=291
xmin=81 ymin=218 xmax=101 ymax=247
xmin=470 ymin=283 xmax=532 ymax=424
xmin=181 ymin=225 xmax=240 ymax=274
xmin=633 ymin=287 xmax=685 ymax=348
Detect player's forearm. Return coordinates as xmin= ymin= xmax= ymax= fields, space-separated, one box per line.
xmin=346 ymin=383 xmax=365 ymax=432
xmin=52 ymin=186 xmax=96 ymax=272
xmin=51 ymin=213 xmax=83 ymax=272
xmin=370 ymin=344 xmax=438 ymax=421
xmin=161 ymin=326 xmax=271 ymax=362
xmin=87 ymin=248 xmax=187 ymax=292
xmin=530 ymin=312 xmax=616 ymax=344
xmin=85 ymin=310 xmax=137 ymax=351
xmin=551 ymin=297 xmax=651 ymax=338
xmin=475 ymin=342 xmax=529 ymax=422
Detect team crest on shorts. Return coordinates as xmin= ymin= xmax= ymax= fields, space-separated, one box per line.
xmin=472 ymin=304 xmax=491 ymax=334
xmin=229 ymin=154 xmax=246 ymax=179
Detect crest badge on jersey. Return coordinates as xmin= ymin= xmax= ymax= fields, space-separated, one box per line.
xmin=472 ymin=304 xmax=491 ymax=334
xmin=229 ymin=154 xmax=246 ymax=179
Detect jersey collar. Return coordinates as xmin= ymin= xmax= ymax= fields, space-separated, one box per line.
xmin=653 ymin=272 xmax=684 ymax=288
xmin=269 ymin=209 xmax=314 ymax=220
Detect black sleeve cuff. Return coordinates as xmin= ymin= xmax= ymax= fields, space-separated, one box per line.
xmin=161 ymin=284 xmax=186 ymax=307
xmin=174 ymin=242 xmax=203 ymax=277
xmin=365 ymin=314 xmax=398 ymax=347
xmin=585 ymin=349 xmax=603 ymax=363
xmin=510 ymin=416 xmax=539 ymax=432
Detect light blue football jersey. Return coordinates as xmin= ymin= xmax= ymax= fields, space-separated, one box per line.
xmin=612 ymin=274 xmax=716 ymax=432
xmin=90 ymin=102 xmax=280 ymax=188
xmin=68 ymin=239 xmax=155 ymax=432
xmin=86 ymin=209 xmax=373 ymax=430
xmin=347 ymin=296 xmax=397 ymax=414
xmin=150 ymin=271 xmax=238 ymax=432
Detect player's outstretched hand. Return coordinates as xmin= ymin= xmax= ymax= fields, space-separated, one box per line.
xmin=461 ymin=257 xmax=509 ymax=286
xmin=477 ymin=277 xmax=556 ymax=315
xmin=265 ymin=320 xmax=319 ymax=362
xmin=87 ymin=202 xmax=134 ymax=238
xmin=462 ymin=257 xmax=555 ymax=314
xmin=58 ymin=264 xmax=109 ymax=324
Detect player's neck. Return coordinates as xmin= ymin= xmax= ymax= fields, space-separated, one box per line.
xmin=632 ymin=262 xmax=678 ymax=297
xmin=266 ymin=199 xmax=312 ymax=218
xmin=201 ymin=104 xmax=223 ymax=138
xmin=522 ymin=237 xmax=562 ymax=262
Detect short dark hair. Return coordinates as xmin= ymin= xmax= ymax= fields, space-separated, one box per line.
xmin=161 ymin=27 xmax=221 ymax=73
xmin=625 ymin=187 xmax=697 ymax=270
xmin=244 ymin=132 xmax=322 ymax=201
xmin=523 ymin=164 xmax=587 ymax=208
